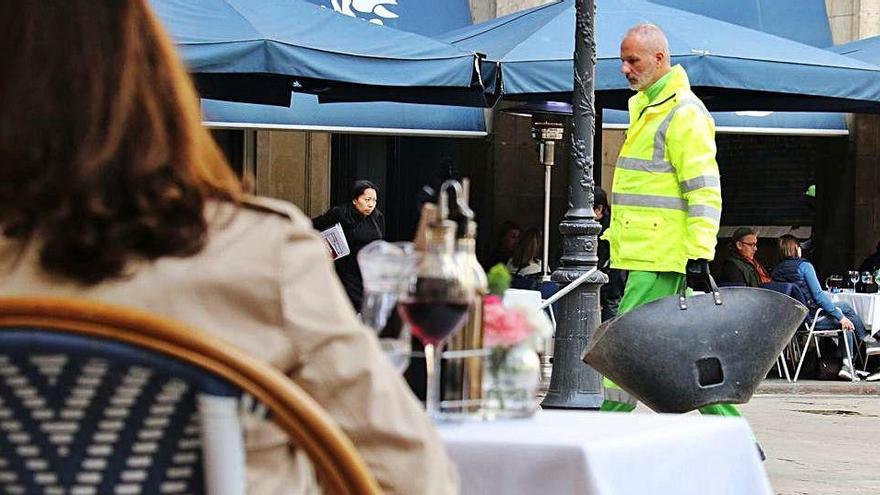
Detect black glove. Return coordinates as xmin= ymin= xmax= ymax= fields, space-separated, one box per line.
xmin=686 ymin=259 xmax=712 ymax=292
xmin=686 ymin=259 xmax=710 ymax=276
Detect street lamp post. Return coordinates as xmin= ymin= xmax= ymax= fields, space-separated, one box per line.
xmin=540 ymin=0 xmax=605 ymax=409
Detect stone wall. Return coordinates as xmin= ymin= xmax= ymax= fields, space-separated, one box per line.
xmin=825 ymin=0 xmax=880 ymax=266
xmin=496 ymin=0 xmax=555 ymax=16
xmin=826 ymin=0 xmax=859 ymax=43
xmin=254 ymin=131 xmax=331 ymax=217
xmin=469 ymin=0 xmax=496 ymax=22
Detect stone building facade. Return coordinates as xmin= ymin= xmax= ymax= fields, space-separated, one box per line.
xmin=826 ymin=0 xmax=880 ymax=265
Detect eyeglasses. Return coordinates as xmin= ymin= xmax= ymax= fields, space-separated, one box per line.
xmin=738 ymin=241 xmax=758 ymax=247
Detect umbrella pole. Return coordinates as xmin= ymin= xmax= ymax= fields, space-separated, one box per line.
xmin=543 ymin=162 xmax=552 ymax=281
xmin=541 ymin=0 xmax=606 ymax=410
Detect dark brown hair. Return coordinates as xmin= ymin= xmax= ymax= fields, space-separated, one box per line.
xmin=593 ymin=187 xmax=609 ymax=212
xmin=0 ymin=1 xmax=241 ymax=284
xmin=778 ymin=234 xmax=801 ymax=259
xmin=510 ymin=228 xmax=542 ymax=269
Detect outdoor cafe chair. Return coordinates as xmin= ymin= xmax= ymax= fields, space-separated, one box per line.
xmin=0 ymin=296 xmax=380 ymax=495
xmin=792 ymin=308 xmax=856 ymax=382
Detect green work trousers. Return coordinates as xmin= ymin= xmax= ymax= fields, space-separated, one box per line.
xmin=599 ymin=271 xmax=742 ymax=418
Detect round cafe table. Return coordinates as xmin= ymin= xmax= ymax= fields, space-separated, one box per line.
xmin=437 ymin=409 xmax=771 ymax=495
xmin=831 ymin=291 xmax=880 ymax=336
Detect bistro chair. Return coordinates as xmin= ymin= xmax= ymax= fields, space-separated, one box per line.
xmin=860 ymin=341 xmax=880 ymax=374
xmin=792 ymin=308 xmax=856 ymax=382
xmin=0 ymin=296 xmax=381 ymax=495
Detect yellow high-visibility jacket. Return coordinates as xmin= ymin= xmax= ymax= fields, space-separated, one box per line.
xmin=603 ymin=65 xmax=722 ymax=274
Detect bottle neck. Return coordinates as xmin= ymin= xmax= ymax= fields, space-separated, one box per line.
xmin=456 ymin=237 xmax=477 ymax=254
xmin=427 ymin=223 xmax=456 ymax=253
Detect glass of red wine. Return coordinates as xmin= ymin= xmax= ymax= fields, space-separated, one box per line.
xmin=397 ymin=220 xmax=473 ymax=420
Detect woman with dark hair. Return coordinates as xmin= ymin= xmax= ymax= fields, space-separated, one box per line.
xmin=0 ymin=2 xmax=454 ymax=494
xmin=507 ymin=228 xmax=542 ymax=289
xmin=772 ymin=235 xmax=879 ymax=380
xmin=312 ymin=180 xmax=385 ymax=312
xmin=481 ymin=220 xmax=521 ymax=270
xmin=508 ymin=228 xmax=542 ymax=276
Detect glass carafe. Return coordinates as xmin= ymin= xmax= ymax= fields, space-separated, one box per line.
xmin=358 ymin=240 xmax=417 ymax=371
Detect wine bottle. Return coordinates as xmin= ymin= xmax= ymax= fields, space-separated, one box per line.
xmin=441 ymin=179 xmax=487 ymax=414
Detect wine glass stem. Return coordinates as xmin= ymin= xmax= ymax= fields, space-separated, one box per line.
xmin=424 ymin=343 xmax=441 ymax=418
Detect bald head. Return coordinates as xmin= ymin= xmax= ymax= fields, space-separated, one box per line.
xmin=620 ymin=23 xmax=671 ymax=91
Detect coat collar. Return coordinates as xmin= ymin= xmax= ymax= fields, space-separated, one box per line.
xmin=627 ymin=65 xmax=691 ymax=120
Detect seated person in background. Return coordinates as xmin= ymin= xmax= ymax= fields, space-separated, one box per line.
xmin=720 ymin=228 xmax=771 ymax=287
xmin=858 ymin=240 xmax=880 ymax=275
xmin=0 ymin=2 xmax=457 ymax=493
xmin=482 ymin=220 xmax=521 ymax=271
xmin=507 ymin=228 xmax=543 ymax=289
xmin=772 ymin=236 xmax=880 ymax=380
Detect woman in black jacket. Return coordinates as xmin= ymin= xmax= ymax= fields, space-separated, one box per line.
xmin=313 ymin=180 xmax=385 ymax=311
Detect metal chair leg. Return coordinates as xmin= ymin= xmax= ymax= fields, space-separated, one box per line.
xmin=793 ymin=332 xmax=814 ymax=382
xmin=844 ymin=330 xmax=857 ymax=382
xmin=779 ymin=353 xmax=791 ymax=382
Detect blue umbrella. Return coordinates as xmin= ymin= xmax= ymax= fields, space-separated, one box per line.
xmin=442 ymin=0 xmax=880 ymax=112
xmin=151 ymin=0 xmax=485 ymax=106
xmin=829 ymin=35 xmax=880 ymax=64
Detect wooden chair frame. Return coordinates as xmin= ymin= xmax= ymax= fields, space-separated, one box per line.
xmin=0 ymin=296 xmax=381 ymax=495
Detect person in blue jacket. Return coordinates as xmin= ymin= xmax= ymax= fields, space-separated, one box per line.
xmin=772 ymin=235 xmax=880 ymax=380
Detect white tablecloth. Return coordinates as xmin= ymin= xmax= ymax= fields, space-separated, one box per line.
xmin=831 ymin=292 xmax=880 ymax=334
xmin=438 ymin=410 xmax=771 ymax=495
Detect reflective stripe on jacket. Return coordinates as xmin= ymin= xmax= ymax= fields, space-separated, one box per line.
xmin=604 ymin=65 xmax=722 ymax=274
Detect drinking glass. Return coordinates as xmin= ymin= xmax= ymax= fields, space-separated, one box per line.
xmin=825 ymin=274 xmax=843 ymax=291
xmin=856 ymin=271 xmax=870 ymax=293
xmin=397 ymin=227 xmax=473 ymax=420
xmin=358 ymin=241 xmax=417 ymax=371
xmin=849 ymin=271 xmax=860 ymax=289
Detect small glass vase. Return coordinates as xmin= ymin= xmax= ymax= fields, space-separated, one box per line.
xmin=481 ymin=342 xmax=540 ymax=419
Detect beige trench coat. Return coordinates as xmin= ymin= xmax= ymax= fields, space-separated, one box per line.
xmin=0 ymin=197 xmax=459 ymax=495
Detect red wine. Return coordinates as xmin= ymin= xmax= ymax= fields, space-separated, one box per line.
xmin=398 ymin=300 xmax=469 ymax=346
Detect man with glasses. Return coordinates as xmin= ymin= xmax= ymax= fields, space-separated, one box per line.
xmin=720 ymin=227 xmax=771 ymax=287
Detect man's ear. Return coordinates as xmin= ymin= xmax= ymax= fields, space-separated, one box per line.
xmin=655 ymin=51 xmax=665 ymax=65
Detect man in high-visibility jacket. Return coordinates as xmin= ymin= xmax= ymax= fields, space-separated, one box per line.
xmin=600 ymin=24 xmax=742 ymax=420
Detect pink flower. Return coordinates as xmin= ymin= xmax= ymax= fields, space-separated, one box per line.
xmin=482 ymin=296 xmax=532 ymax=347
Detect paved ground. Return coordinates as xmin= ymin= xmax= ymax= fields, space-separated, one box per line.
xmin=635 ymin=382 xmax=880 ymax=495
xmin=757 ymin=378 xmax=880 ymax=396
xmin=742 ymin=394 xmax=880 ymax=495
